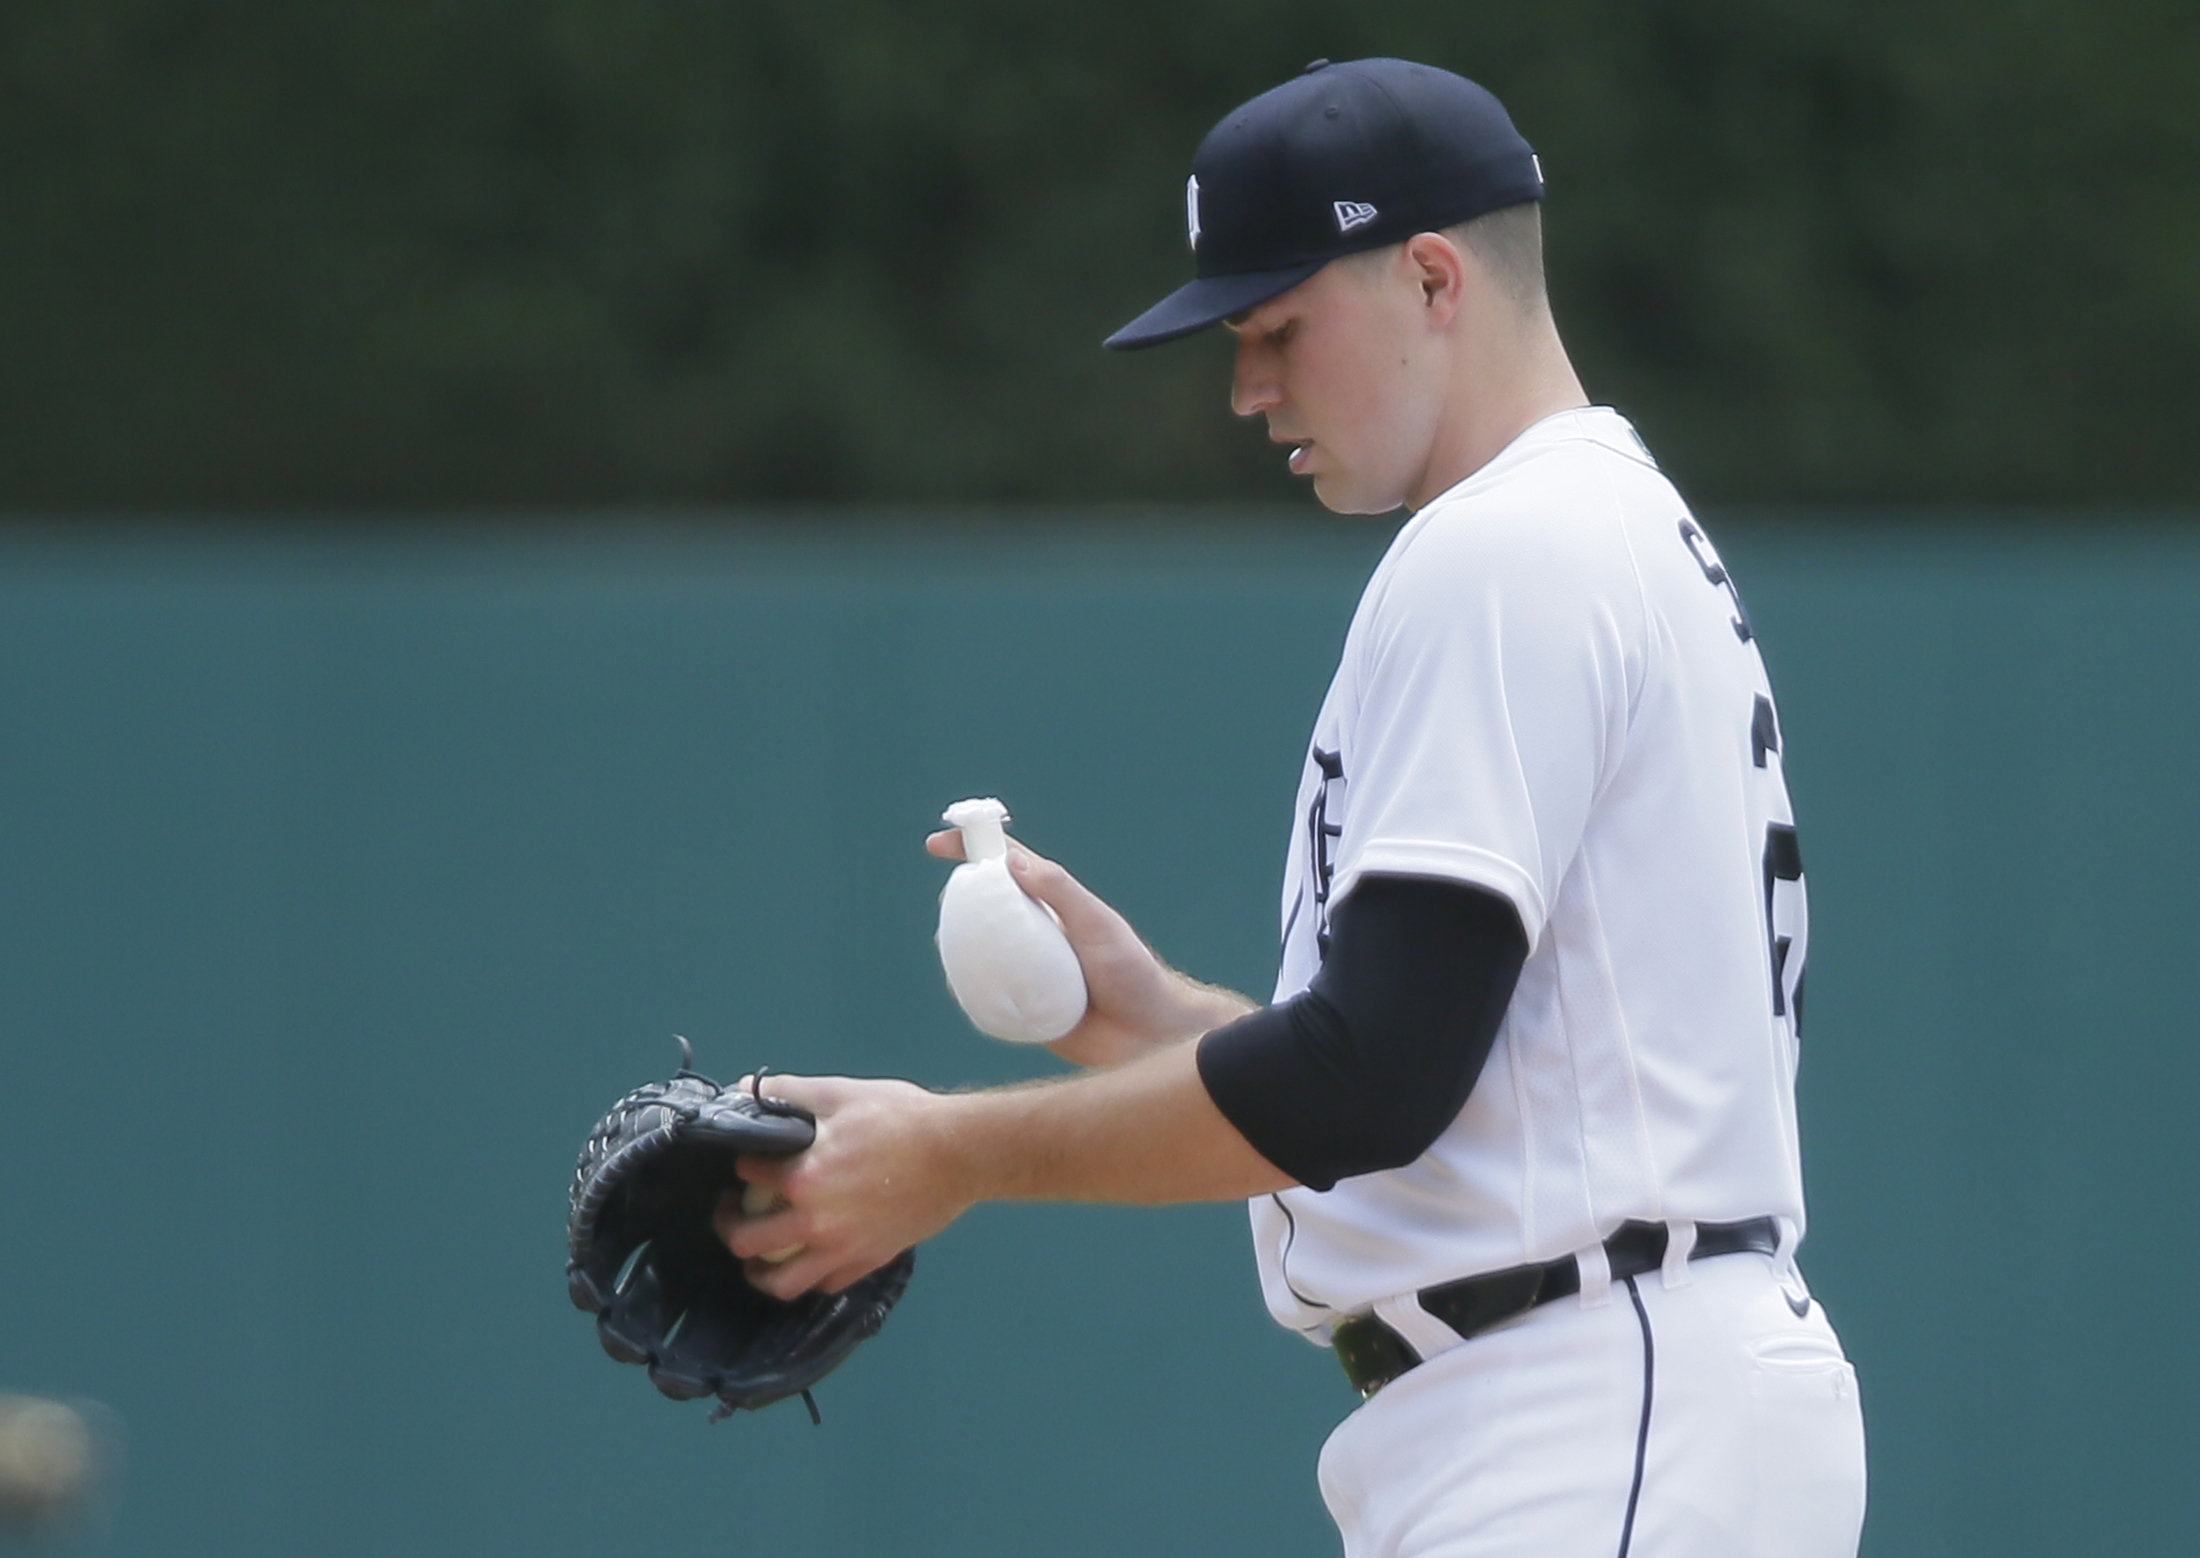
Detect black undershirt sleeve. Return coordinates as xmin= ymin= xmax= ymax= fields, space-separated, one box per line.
xmin=1195 ymin=874 xmax=1529 ymax=1193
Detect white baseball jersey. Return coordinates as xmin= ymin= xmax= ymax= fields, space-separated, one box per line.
xmin=1252 ymin=406 xmax=1809 ymax=1337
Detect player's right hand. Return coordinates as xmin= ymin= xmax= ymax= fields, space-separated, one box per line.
xmin=925 ymin=829 xmax=1253 ymax=1067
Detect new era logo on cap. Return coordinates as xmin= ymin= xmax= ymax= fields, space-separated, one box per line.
xmin=1333 ymin=200 xmax=1379 ymax=234
xmin=1187 ymin=175 xmax=1202 ymax=249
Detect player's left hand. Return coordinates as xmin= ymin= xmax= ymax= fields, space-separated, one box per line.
xmin=716 ymin=1072 xmax=966 ymax=1300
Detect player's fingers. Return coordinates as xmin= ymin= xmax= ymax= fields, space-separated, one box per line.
xmin=733 ymin=1155 xmax=791 ymax=1190
xmin=723 ymin=1205 xmax=807 ymax=1261
xmin=932 ymin=825 xmax=1041 ymax=863
xmin=816 ymin=1253 xmax=894 ymax=1295
xmin=712 ymin=1183 xmax=787 ymax=1238
xmin=712 ymin=1188 xmax=750 ymax=1254
xmin=713 ymin=1186 xmax=751 ymax=1247
xmin=743 ymin=1246 xmax=834 ymax=1300
xmin=749 ymin=1072 xmax=840 ymax=1115
xmin=1007 ymin=846 xmax=1132 ymax=946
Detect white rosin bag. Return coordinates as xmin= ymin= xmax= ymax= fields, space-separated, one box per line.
xmin=935 ymin=798 xmax=1089 ymax=1044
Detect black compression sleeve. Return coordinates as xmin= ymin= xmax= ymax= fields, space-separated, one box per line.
xmin=1195 ymin=875 xmax=1528 ymax=1192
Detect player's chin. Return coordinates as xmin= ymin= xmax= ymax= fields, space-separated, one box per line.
xmin=1309 ymin=473 xmax=1407 ymax=517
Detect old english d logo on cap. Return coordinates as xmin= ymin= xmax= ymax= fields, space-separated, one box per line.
xmin=1106 ymin=59 xmax=1545 ymax=350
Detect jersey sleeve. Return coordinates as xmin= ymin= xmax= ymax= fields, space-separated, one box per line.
xmin=1330 ymin=497 xmax=1644 ymax=944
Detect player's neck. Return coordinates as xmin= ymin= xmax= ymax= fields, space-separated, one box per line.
xmin=1407 ymin=311 xmax=1588 ymax=511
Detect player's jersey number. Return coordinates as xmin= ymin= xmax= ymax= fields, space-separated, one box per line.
xmin=1763 ymin=821 xmax=1804 ymax=1032
xmin=1682 ymin=521 xmax=1807 ymax=1039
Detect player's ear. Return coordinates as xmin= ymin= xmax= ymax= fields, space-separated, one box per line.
xmin=1403 ymin=232 xmax=1468 ymax=327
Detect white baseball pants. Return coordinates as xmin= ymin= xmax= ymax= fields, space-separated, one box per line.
xmin=1316 ymin=1251 xmax=1865 ymax=1558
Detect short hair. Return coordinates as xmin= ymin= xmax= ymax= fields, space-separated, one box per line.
xmin=1337 ymin=202 xmax=1549 ymax=316
xmin=1446 ymin=202 xmax=1548 ymax=315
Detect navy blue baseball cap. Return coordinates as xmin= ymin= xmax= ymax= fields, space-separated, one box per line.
xmin=1105 ymin=59 xmax=1543 ymax=351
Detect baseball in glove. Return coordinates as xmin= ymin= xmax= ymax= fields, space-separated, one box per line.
xmin=565 ymin=1039 xmax=915 ymax=1423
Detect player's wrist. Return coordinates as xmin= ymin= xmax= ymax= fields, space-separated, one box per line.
xmin=919 ymin=1087 xmax=1014 ymax=1211
xmin=928 ymin=1077 xmax=1114 ymax=1205
xmin=1163 ymin=969 xmax=1258 ymax=1037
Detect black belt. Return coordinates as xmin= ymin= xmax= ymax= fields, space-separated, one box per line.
xmin=1332 ymin=1216 xmax=1781 ymax=1399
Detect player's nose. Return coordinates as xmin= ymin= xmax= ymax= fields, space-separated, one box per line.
xmin=1230 ymin=334 xmax=1282 ymax=419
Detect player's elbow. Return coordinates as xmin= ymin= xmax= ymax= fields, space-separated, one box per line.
xmin=1195 ymin=875 xmax=1528 ymax=1193
xmin=1195 ymin=990 xmax=1483 ymax=1192
xmin=1325 ymin=1075 xmax=1473 ymax=1182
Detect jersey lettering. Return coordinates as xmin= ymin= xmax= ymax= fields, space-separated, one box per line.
xmin=1679 ymin=519 xmax=1754 ymax=642
xmin=1681 ymin=522 xmax=1804 ymax=1033
xmin=1749 ymin=689 xmax=1806 ymax=1035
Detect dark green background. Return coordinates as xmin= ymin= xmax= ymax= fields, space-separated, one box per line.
xmin=0 ymin=513 xmax=2191 ymax=1554
xmin=3 ymin=0 xmax=2196 ymax=508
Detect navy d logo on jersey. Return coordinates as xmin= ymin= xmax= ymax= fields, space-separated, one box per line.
xmin=1307 ymin=746 xmax=1345 ymax=957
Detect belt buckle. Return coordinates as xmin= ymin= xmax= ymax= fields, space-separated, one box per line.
xmin=1332 ymin=1315 xmax=1418 ymax=1399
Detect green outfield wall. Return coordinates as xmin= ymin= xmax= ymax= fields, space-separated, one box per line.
xmin=0 ymin=513 xmax=2191 ymax=1555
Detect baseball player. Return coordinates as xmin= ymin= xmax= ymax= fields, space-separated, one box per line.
xmin=723 ymin=58 xmax=1866 ymax=1557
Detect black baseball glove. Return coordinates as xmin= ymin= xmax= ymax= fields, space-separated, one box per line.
xmin=565 ymin=1040 xmax=915 ymax=1422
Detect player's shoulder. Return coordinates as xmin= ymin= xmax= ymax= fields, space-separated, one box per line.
xmin=1423 ymin=406 xmax=1681 ymax=541
xmin=1374 ymin=407 xmax=1677 ymax=609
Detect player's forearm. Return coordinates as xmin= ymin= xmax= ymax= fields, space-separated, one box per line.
xmin=937 ymin=1039 xmax=1294 ymax=1205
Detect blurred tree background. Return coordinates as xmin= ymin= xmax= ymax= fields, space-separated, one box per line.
xmin=0 ymin=0 xmax=2192 ymax=511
